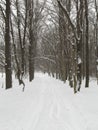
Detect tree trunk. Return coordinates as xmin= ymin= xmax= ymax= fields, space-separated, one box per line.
xmin=5 ymin=0 xmax=12 ymax=89
xmin=95 ymin=0 xmax=98 ymax=83
xmin=85 ymin=0 xmax=89 ymax=87
xmin=16 ymin=0 xmax=24 ymax=75
xmin=28 ymin=0 xmax=35 ymax=81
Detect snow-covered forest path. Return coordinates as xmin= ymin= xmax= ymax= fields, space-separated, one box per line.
xmin=28 ymin=74 xmax=85 ymax=130
xmin=0 ymin=73 xmax=98 ymax=130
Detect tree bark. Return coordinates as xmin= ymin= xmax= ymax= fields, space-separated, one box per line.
xmin=85 ymin=0 xmax=89 ymax=87
xmin=95 ymin=0 xmax=98 ymax=83
xmin=5 ymin=0 xmax=12 ymax=89
xmin=28 ymin=0 xmax=35 ymax=81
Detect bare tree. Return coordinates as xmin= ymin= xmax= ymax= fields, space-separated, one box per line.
xmin=95 ymin=0 xmax=98 ymax=83
xmin=85 ymin=0 xmax=89 ymax=87
xmin=28 ymin=0 xmax=35 ymax=81
xmin=5 ymin=0 xmax=12 ymax=89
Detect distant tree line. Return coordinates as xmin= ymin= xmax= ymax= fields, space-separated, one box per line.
xmin=39 ymin=0 xmax=98 ymax=93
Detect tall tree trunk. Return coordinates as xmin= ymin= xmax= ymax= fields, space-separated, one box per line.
xmin=5 ymin=0 xmax=12 ymax=89
xmin=16 ymin=0 xmax=24 ymax=75
xmin=77 ymin=0 xmax=84 ymax=91
xmin=85 ymin=0 xmax=89 ymax=87
xmin=22 ymin=0 xmax=28 ymax=74
xmin=58 ymin=0 xmax=68 ymax=82
xmin=95 ymin=0 xmax=98 ymax=83
xmin=10 ymin=15 xmax=25 ymax=86
xmin=28 ymin=0 xmax=35 ymax=81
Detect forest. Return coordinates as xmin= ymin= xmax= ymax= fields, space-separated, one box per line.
xmin=0 ymin=0 xmax=98 ymax=130
xmin=0 ymin=0 xmax=98 ymax=93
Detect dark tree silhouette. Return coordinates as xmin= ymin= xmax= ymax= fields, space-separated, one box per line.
xmin=5 ymin=0 xmax=12 ymax=89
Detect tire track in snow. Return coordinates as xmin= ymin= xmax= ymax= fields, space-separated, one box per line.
xmin=29 ymin=77 xmax=72 ymax=130
xmin=28 ymin=75 xmax=86 ymax=130
xmin=53 ymin=84 xmax=87 ymax=130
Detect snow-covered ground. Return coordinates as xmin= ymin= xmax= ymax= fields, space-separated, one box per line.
xmin=0 ymin=73 xmax=98 ymax=130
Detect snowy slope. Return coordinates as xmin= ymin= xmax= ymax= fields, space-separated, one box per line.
xmin=0 ymin=73 xmax=98 ymax=130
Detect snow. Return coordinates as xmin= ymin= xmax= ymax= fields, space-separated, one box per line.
xmin=78 ymin=57 xmax=82 ymax=64
xmin=0 ymin=73 xmax=98 ymax=130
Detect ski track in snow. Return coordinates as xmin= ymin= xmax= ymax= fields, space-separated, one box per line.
xmin=0 ymin=73 xmax=98 ymax=130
